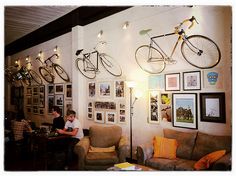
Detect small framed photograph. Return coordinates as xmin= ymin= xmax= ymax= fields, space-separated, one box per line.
xmin=39 ymin=108 xmax=44 ymax=116
xmin=120 ymin=103 xmax=125 ymax=109
xmin=165 ymin=73 xmax=180 ymax=91
xmin=26 ymin=87 xmax=32 ymax=95
xmin=48 ymin=96 xmax=54 ymax=114
xmin=33 ymin=106 xmax=39 ymax=115
xmin=94 ymin=111 xmax=105 ymax=123
xmin=26 ymin=107 xmax=31 ymax=113
xmin=160 ymin=105 xmax=172 ymax=122
xmin=26 ymin=96 xmax=32 ymax=106
xmin=118 ymin=115 xmax=126 ymax=124
xmin=55 ymin=94 xmax=64 ymax=106
xmin=65 ymin=101 xmax=72 ymax=116
xmin=32 ymin=87 xmax=38 ymax=95
xmin=148 ymin=90 xmax=160 ymax=124
xmin=32 ymin=95 xmax=39 ymax=105
xmin=106 ymin=112 xmax=117 ymax=124
xmin=48 ymin=84 xmax=54 ymax=95
xmin=55 ymin=84 xmax=64 ymax=94
xmin=203 ymin=68 xmax=224 ymax=89
xmin=200 ymin=93 xmax=226 ymax=123
xmin=114 ymin=80 xmax=125 ymax=98
xmin=183 ymin=71 xmax=201 ymax=91
xmin=58 ymin=106 xmax=64 ymax=117
xmin=120 ymin=109 xmax=125 ymax=116
xmin=87 ymin=113 xmax=93 ymax=120
xmin=39 ymin=85 xmax=45 ymax=93
xmin=172 ymin=93 xmax=198 ymax=129
xmin=65 ymin=83 xmax=72 ymax=98
xmin=88 ymin=82 xmax=96 ymax=98
xmin=99 ymin=82 xmax=111 ymax=98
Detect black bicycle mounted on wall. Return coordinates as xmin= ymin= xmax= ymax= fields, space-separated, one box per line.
xmin=75 ymin=41 xmax=122 ymax=79
xmin=36 ymin=53 xmax=70 ymax=83
xmin=135 ymin=16 xmax=221 ymax=74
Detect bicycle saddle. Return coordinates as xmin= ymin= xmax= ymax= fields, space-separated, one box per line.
xmin=139 ymin=29 xmax=152 ymax=35
xmin=76 ymin=49 xmax=83 ymax=56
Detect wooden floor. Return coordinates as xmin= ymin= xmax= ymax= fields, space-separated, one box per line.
xmin=4 ymin=141 xmax=78 ymax=171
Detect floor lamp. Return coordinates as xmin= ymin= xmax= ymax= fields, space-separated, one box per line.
xmin=126 ymin=81 xmax=141 ymax=161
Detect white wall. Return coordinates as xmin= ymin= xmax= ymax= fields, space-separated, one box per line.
xmin=5 ymin=6 xmax=232 ymax=158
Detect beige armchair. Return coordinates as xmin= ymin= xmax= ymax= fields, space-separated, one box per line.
xmin=74 ymin=125 xmax=129 ymax=170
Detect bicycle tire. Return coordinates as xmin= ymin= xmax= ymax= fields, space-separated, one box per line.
xmin=181 ymin=35 xmax=221 ymax=69
xmin=53 ymin=64 xmax=70 ymax=82
xmin=135 ymin=45 xmax=166 ymax=74
xmin=76 ymin=57 xmax=96 ymax=79
xmin=29 ymin=70 xmax=43 ymax=85
xmin=100 ymin=54 xmax=122 ymax=77
xmin=39 ymin=67 xmax=54 ymax=83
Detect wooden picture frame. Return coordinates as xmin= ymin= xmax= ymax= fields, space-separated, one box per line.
xmin=200 ymin=93 xmax=226 ymax=123
xmin=165 ymin=73 xmax=180 ymax=91
xmin=183 ymin=71 xmax=201 ymax=91
xmin=172 ymin=93 xmax=198 ymax=129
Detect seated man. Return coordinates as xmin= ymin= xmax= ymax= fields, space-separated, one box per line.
xmin=57 ymin=110 xmax=84 ymax=169
xmin=51 ymin=106 xmax=65 ymax=132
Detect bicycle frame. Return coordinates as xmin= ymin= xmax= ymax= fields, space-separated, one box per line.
xmin=82 ymin=51 xmax=100 ymax=72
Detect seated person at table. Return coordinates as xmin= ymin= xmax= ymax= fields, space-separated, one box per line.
xmin=11 ymin=111 xmax=32 ymax=142
xmin=57 ymin=110 xmax=84 ymax=169
xmin=51 ymin=106 xmax=65 ymax=132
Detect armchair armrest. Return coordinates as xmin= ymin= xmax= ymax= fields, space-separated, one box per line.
xmin=212 ymin=152 xmax=231 ymax=170
xmin=74 ymin=136 xmax=90 ymax=170
xmin=118 ymin=135 xmax=129 ymax=162
xmin=136 ymin=143 xmax=153 ymax=165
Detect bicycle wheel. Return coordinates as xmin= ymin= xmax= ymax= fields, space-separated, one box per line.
xmin=39 ymin=67 xmax=54 ymax=83
xmin=181 ymin=35 xmax=221 ymax=69
xmin=100 ymin=54 xmax=122 ymax=77
xmin=135 ymin=45 xmax=166 ymax=74
xmin=76 ymin=58 xmax=96 ymax=79
xmin=53 ymin=64 xmax=70 ymax=82
xmin=29 ymin=70 xmax=43 ymax=85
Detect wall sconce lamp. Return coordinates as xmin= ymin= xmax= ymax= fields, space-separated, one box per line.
xmin=126 ymin=81 xmax=142 ymax=161
xmin=54 ymin=46 xmax=58 ymax=52
xmin=25 ymin=55 xmax=29 ymax=61
xmin=122 ymin=21 xmax=129 ymax=30
xmin=38 ymin=51 xmax=42 ymax=57
xmin=14 ymin=60 xmax=19 ymax=67
xmin=97 ymin=30 xmax=103 ymax=38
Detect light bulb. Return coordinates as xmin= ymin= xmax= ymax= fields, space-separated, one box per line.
xmin=97 ymin=30 xmax=103 ymax=38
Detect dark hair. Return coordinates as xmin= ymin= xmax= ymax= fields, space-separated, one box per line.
xmin=16 ymin=111 xmax=25 ymax=121
xmin=67 ymin=110 xmax=76 ymax=116
xmin=52 ymin=106 xmax=61 ymax=115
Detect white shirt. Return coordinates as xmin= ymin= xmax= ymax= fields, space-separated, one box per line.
xmin=64 ymin=118 xmax=84 ymax=139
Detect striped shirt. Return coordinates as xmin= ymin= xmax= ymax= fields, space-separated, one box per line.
xmin=11 ymin=120 xmax=32 ymax=141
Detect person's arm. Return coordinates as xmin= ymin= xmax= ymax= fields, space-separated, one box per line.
xmin=57 ymin=128 xmax=78 ymax=136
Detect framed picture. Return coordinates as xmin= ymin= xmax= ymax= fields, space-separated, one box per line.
xmin=39 ymin=108 xmax=44 ymax=116
xmin=55 ymin=94 xmax=64 ymax=106
xmin=26 ymin=107 xmax=31 ymax=113
xmin=165 ymin=73 xmax=180 ymax=91
xmin=172 ymin=93 xmax=198 ymax=129
xmin=94 ymin=101 xmax=116 ymax=110
xmin=58 ymin=106 xmax=64 ymax=117
xmin=26 ymin=87 xmax=32 ymax=95
xmin=106 ymin=112 xmax=117 ymax=124
xmin=203 ymin=68 xmax=224 ymax=89
xmin=33 ymin=106 xmax=39 ymax=115
xmin=118 ymin=115 xmax=126 ymax=124
xmin=48 ymin=96 xmax=54 ymax=114
xmin=26 ymin=96 xmax=32 ymax=106
xmin=39 ymin=85 xmax=45 ymax=93
xmin=88 ymin=82 xmax=96 ymax=98
xmin=65 ymin=101 xmax=72 ymax=116
xmin=55 ymin=84 xmax=64 ymax=94
xmin=32 ymin=87 xmax=38 ymax=95
xmin=114 ymin=80 xmax=125 ymax=98
xmin=148 ymin=90 xmax=160 ymax=124
xmin=200 ymin=93 xmax=226 ymax=123
xmin=48 ymin=84 xmax=54 ymax=95
xmin=65 ymin=83 xmax=72 ymax=98
xmin=99 ymin=82 xmax=111 ymax=98
xmin=183 ymin=71 xmax=201 ymax=90
xmin=94 ymin=111 xmax=105 ymax=123
xmin=32 ymin=95 xmax=39 ymax=105
xmin=148 ymin=75 xmax=164 ymax=90
xmin=87 ymin=113 xmax=93 ymax=120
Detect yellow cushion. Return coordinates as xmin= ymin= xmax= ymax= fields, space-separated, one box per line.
xmin=89 ymin=145 xmax=116 ymax=153
xmin=153 ymin=136 xmax=178 ymax=159
xmin=194 ymin=150 xmax=226 ymax=170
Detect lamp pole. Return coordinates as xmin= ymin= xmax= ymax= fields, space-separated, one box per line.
xmin=129 ymin=87 xmax=133 ymax=160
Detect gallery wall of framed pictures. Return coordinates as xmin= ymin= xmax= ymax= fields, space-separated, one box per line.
xmin=24 ymin=83 xmax=72 ymax=118
xmin=87 ymin=79 xmax=126 ymax=125
xmin=148 ymin=68 xmax=226 ymax=129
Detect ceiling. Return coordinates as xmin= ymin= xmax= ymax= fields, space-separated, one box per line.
xmin=5 ymin=6 xmax=78 ymax=45
xmin=4 ymin=6 xmax=130 ymax=56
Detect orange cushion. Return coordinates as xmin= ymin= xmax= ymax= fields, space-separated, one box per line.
xmin=153 ymin=136 xmax=178 ymax=159
xmin=194 ymin=150 xmax=226 ymax=170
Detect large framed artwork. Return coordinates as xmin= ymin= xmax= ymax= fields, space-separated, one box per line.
xmin=165 ymin=73 xmax=180 ymax=91
xmin=200 ymin=93 xmax=226 ymax=123
xmin=172 ymin=93 xmax=197 ymax=129
xmin=183 ymin=71 xmax=201 ymax=91
xmin=148 ymin=90 xmax=160 ymax=124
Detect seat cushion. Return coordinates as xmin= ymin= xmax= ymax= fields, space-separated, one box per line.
xmin=85 ymin=151 xmax=119 ymax=165
xmin=164 ymin=128 xmax=197 ymax=160
xmin=89 ymin=125 xmax=122 ymax=148
xmin=192 ymin=132 xmax=231 ymax=160
xmin=174 ymin=158 xmax=196 ymax=171
xmin=146 ymin=157 xmax=177 ymax=170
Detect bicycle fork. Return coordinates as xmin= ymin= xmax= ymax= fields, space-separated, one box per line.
xmin=182 ymin=35 xmax=203 ymax=56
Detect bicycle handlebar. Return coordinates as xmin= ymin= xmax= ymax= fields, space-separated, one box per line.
xmin=176 ymin=16 xmax=199 ymax=30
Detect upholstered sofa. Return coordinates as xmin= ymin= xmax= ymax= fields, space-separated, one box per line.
xmin=137 ymin=128 xmax=231 ymax=171
xmin=74 ymin=125 xmax=129 ymax=170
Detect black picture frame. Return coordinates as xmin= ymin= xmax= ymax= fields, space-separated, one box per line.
xmin=200 ymin=93 xmax=226 ymax=123
xmin=183 ymin=71 xmax=201 ymax=91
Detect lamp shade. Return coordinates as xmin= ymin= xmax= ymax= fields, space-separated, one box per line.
xmin=126 ymin=81 xmax=136 ymax=88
